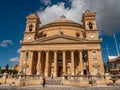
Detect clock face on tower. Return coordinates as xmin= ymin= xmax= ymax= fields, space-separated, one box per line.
xmin=27 ymin=36 xmax=31 ymax=41
xmin=90 ymin=34 xmax=94 ymax=39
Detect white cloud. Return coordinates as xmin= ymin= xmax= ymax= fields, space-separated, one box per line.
xmin=37 ymin=0 xmax=120 ymax=35
xmin=17 ymin=48 xmax=21 ymax=54
xmin=83 ymin=0 xmax=120 ymax=35
xmin=40 ymin=0 xmax=51 ymax=5
xmin=9 ymin=48 xmax=21 ymax=63
xmin=37 ymin=1 xmax=84 ymax=26
xmin=9 ymin=57 xmax=19 ymax=63
xmin=0 ymin=40 xmax=13 ymax=47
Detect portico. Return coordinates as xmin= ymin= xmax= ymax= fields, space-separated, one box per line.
xmin=19 ymin=50 xmax=85 ymax=77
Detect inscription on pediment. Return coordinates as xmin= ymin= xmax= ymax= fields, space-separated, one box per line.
xmin=43 ymin=37 xmax=78 ymax=43
xmin=32 ymin=35 xmax=89 ymax=44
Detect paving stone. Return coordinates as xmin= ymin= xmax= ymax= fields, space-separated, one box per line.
xmin=0 ymin=84 xmax=120 ymax=90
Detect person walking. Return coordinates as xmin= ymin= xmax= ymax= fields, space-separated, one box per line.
xmin=42 ymin=77 xmax=46 ymax=87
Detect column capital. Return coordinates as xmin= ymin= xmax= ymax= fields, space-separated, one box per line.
xmin=78 ymin=50 xmax=83 ymax=52
xmin=53 ymin=50 xmax=58 ymax=53
xmin=62 ymin=50 xmax=66 ymax=52
xmin=96 ymin=49 xmax=101 ymax=51
xmin=70 ymin=50 xmax=75 ymax=52
xmin=87 ymin=49 xmax=92 ymax=51
xmin=27 ymin=50 xmax=33 ymax=52
xmin=37 ymin=50 xmax=42 ymax=53
xmin=45 ymin=50 xmax=50 ymax=53
xmin=20 ymin=50 xmax=25 ymax=52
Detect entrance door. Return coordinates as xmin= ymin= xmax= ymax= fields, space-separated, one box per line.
xmin=57 ymin=52 xmax=63 ymax=77
xmin=58 ymin=66 xmax=63 ymax=77
xmin=83 ymin=69 xmax=87 ymax=75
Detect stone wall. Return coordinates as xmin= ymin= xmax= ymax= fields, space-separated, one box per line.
xmin=0 ymin=74 xmax=120 ymax=86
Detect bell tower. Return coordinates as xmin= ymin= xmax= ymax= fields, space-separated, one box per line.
xmin=23 ymin=13 xmax=41 ymax=42
xmin=82 ymin=10 xmax=99 ymax=40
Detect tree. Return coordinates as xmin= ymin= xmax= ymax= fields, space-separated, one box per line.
xmin=0 ymin=67 xmax=1 ymax=74
xmin=5 ymin=64 xmax=9 ymax=72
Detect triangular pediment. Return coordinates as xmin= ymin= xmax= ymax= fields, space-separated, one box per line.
xmin=32 ymin=35 xmax=90 ymax=44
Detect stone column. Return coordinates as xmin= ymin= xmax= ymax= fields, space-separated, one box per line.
xmin=54 ymin=51 xmax=57 ymax=77
xmin=97 ymin=50 xmax=104 ymax=75
xmin=63 ymin=51 xmax=66 ymax=73
xmin=18 ymin=51 xmax=24 ymax=74
xmin=79 ymin=50 xmax=83 ymax=74
xmin=88 ymin=50 xmax=93 ymax=74
xmin=45 ymin=51 xmax=49 ymax=77
xmin=71 ymin=50 xmax=75 ymax=75
xmin=27 ymin=51 xmax=34 ymax=75
xmin=37 ymin=51 xmax=41 ymax=75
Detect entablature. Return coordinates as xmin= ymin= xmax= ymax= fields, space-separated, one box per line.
xmin=20 ymin=34 xmax=101 ymax=45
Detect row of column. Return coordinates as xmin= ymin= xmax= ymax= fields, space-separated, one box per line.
xmin=18 ymin=50 xmax=104 ymax=76
xmin=36 ymin=50 xmax=83 ymax=77
xmin=19 ymin=50 xmax=85 ymax=76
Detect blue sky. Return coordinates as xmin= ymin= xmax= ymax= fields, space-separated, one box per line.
xmin=0 ymin=0 xmax=120 ymax=68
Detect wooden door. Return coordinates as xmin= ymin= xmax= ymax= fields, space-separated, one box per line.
xmin=58 ymin=66 xmax=63 ymax=77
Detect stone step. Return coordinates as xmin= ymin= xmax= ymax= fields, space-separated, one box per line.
xmin=46 ymin=77 xmax=61 ymax=80
xmin=45 ymin=78 xmax=62 ymax=85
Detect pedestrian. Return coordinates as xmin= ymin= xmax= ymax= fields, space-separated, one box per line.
xmin=42 ymin=77 xmax=45 ymax=87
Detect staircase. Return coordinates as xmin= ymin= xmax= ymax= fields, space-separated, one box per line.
xmin=45 ymin=77 xmax=62 ymax=85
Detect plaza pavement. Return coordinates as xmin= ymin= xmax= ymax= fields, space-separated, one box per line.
xmin=0 ymin=84 xmax=120 ymax=90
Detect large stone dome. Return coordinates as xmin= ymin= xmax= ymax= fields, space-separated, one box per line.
xmin=40 ymin=15 xmax=83 ymax=29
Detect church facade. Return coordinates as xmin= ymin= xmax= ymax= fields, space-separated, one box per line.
xmin=19 ymin=10 xmax=104 ymax=77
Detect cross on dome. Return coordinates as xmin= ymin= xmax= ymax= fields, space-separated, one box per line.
xmin=60 ymin=15 xmax=66 ymax=19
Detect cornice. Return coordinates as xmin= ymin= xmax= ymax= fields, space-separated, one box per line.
xmin=20 ymin=34 xmax=101 ymax=45
xmin=24 ymin=32 xmax=36 ymax=34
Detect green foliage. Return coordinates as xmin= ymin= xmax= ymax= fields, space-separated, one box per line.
xmin=1 ymin=69 xmax=18 ymax=74
xmin=89 ymin=79 xmax=96 ymax=85
xmin=89 ymin=80 xmax=93 ymax=84
xmin=1 ymin=69 xmax=6 ymax=74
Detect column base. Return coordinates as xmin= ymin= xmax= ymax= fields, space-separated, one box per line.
xmin=53 ymin=73 xmax=57 ymax=77
xmin=27 ymin=73 xmax=32 ymax=75
xmin=81 ymin=72 xmax=83 ymax=75
xmin=36 ymin=72 xmax=40 ymax=75
xmin=71 ymin=73 xmax=75 ymax=76
xmin=44 ymin=73 xmax=48 ymax=77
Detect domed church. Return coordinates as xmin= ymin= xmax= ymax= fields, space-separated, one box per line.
xmin=19 ymin=10 xmax=104 ymax=77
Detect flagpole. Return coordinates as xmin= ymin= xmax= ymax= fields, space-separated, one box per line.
xmin=114 ymin=33 xmax=119 ymax=56
xmin=106 ymin=44 xmax=109 ymax=56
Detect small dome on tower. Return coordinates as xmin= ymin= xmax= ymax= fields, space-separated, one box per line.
xmin=26 ymin=13 xmax=39 ymax=19
xmin=85 ymin=10 xmax=91 ymax=13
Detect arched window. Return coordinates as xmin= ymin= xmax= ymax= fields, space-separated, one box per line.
xmin=29 ymin=25 xmax=33 ymax=32
xmin=89 ymin=22 xmax=93 ymax=29
xmin=76 ymin=32 xmax=80 ymax=37
xmin=93 ymin=51 xmax=96 ymax=57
